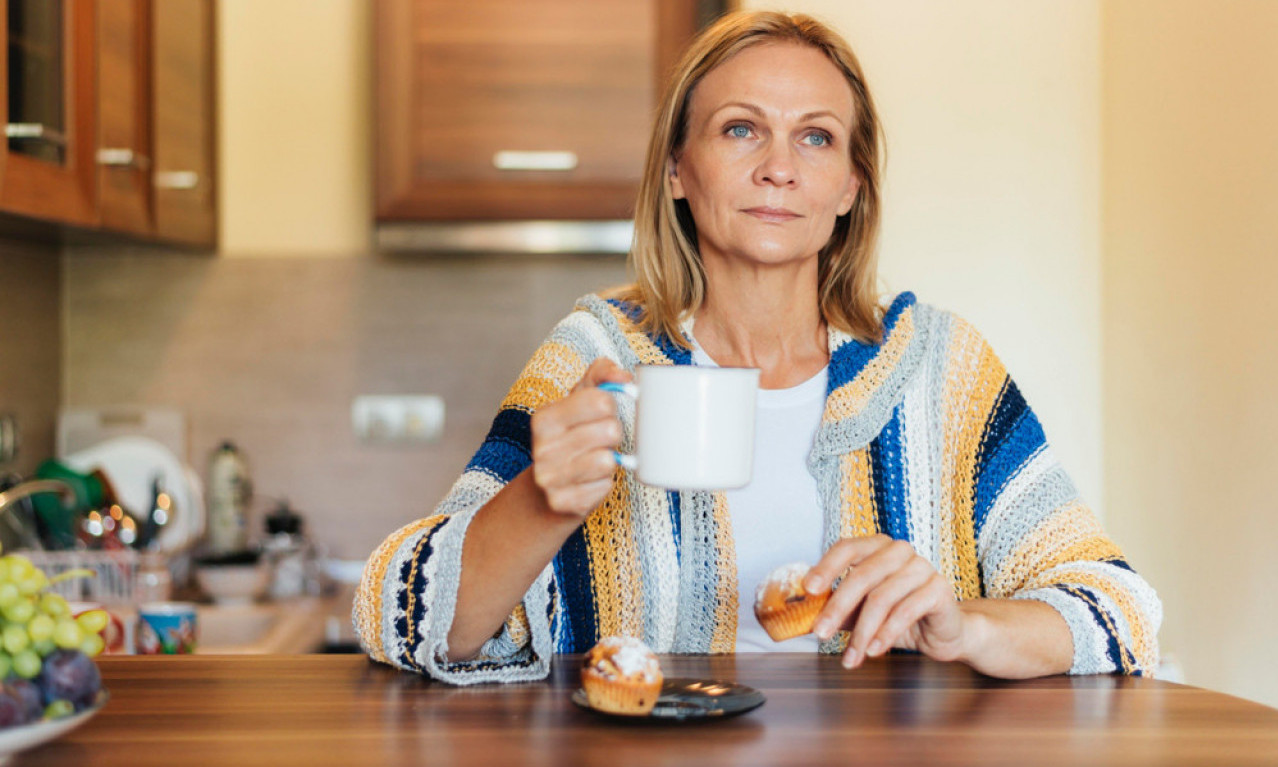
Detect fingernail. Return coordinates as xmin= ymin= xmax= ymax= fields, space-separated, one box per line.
xmin=842 ymin=648 xmax=860 ymax=669
xmin=814 ymin=620 xmax=832 ymax=640
xmin=805 ymin=575 xmax=824 ymax=593
xmin=867 ymin=639 xmax=884 ymax=656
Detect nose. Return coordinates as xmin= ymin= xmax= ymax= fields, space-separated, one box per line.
xmin=753 ymin=138 xmax=798 ymax=187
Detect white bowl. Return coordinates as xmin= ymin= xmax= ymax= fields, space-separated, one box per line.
xmin=194 ymin=563 xmax=270 ymax=605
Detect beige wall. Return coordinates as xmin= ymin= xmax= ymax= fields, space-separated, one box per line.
xmin=1103 ymin=0 xmax=1278 ymax=708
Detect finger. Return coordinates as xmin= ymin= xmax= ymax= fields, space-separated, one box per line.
xmin=533 ymin=440 xmax=618 ymax=493
xmin=533 ymin=387 xmax=619 ymax=440
xmin=814 ymin=539 xmax=916 ymax=640
xmin=574 ymin=358 xmax=633 ymax=392
xmin=805 ymin=535 xmax=895 ymax=594
xmin=867 ymin=576 xmax=955 ymax=661
xmin=543 ymin=477 xmax=616 ymax=517
xmin=844 ymin=556 xmax=935 ymax=659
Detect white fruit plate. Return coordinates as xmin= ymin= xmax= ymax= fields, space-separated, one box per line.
xmin=0 ymin=691 xmax=108 ymax=765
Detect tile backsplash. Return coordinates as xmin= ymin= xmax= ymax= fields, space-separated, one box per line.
xmin=63 ymin=248 xmax=627 ymax=559
xmin=0 ymin=238 xmax=61 ymax=477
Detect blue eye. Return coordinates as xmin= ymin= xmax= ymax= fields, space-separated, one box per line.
xmin=728 ymin=124 xmax=750 ymax=138
xmin=805 ymin=132 xmax=831 ymax=147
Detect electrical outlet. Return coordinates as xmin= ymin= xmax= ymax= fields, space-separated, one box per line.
xmin=352 ymin=395 xmax=444 ymax=444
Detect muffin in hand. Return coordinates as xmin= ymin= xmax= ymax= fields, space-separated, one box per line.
xmin=581 ymin=636 xmax=664 ymax=715
xmin=754 ymin=562 xmax=833 ymax=641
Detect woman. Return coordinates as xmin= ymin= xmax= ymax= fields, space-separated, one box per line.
xmin=354 ymin=11 xmax=1160 ymax=685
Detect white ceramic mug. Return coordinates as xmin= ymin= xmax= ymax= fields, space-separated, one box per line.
xmin=600 ymin=365 xmax=760 ymax=490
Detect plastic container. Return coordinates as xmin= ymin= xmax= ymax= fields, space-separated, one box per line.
xmin=205 ymin=442 xmax=251 ymax=554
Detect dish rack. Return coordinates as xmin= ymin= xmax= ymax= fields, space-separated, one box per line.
xmin=22 ymin=549 xmax=140 ymax=605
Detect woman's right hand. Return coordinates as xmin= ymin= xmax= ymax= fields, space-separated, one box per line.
xmin=529 ymin=358 xmax=632 ymax=518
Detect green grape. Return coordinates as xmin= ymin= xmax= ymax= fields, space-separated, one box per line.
xmin=3 ymin=555 xmax=33 ymax=581
xmin=44 ymin=700 xmax=75 ymax=720
xmin=12 ymin=649 xmax=41 ymax=679
xmin=32 ymin=638 xmax=57 ymax=657
xmin=40 ymin=592 xmax=70 ymax=618
xmin=53 ymin=619 xmax=84 ymax=650
xmin=80 ymin=633 xmax=105 ymax=658
xmin=2 ymin=623 xmax=30 ymax=654
xmin=0 ymin=558 xmax=10 ymax=582
xmin=3 ymin=598 xmax=36 ymax=624
xmin=17 ymin=572 xmax=46 ymax=596
xmin=75 ymin=609 xmax=110 ymax=635
xmin=28 ymin=613 xmax=55 ymax=642
xmin=0 ymin=582 xmax=20 ymax=609
xmin=0 ymin=651 xmax=10 ymax=679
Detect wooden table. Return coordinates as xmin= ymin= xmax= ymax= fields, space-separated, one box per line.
xmin=18 ymin=653 xmax=1278 ymax=766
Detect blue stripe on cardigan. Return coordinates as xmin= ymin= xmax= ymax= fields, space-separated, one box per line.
xmin=973 ymin=383 xmax=1047 ymax=540
xmin=826 ymin=292 xmax=916 ymax=396
xmin=466 ymin=408 xmax=533 ymax=483
xmin=552 ymin=527 xmax=598 ymax=653
xmin=870 ymin=406 xmax=911 ymax=541
xmin=1058 ymin=584 xmax=1131 ymax=672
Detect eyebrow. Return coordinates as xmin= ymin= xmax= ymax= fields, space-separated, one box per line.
xmin=708 ymin=101 xmax=849 ymax=130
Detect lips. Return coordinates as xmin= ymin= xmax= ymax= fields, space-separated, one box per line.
xmin=742 ymin=206 xmax=802 ymax=222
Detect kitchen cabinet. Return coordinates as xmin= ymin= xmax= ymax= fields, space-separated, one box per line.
xmin=0 ymin=0 xmax=98 ymax=226
xmin=150 ymin=0 xmax=216 ymax=247
xmin=374 ymin=0 xmax=715 ymax=223
xmin=96 ymin=0 xmax=151 ymax=236
xmin=0 ymin=0 xmax=216 ymax=247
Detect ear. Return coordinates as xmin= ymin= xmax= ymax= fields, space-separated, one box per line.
xmin=837 ymin=174 xmax=861 ymax=216
xmin=668 ymin=155 xmax=686 ymax=200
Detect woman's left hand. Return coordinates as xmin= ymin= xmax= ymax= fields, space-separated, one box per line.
xmin=805 ymin=535 xmax=967 ymax=669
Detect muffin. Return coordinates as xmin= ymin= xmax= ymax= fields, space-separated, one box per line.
xmin=753 ymin=562 xmax=832 ymax=641
xmin=581 ymin=636 xmax=663 ymax=715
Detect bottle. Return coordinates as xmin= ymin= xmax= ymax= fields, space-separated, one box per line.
xmin=205 ymin=441 xmax=252 ymax=554
xmin=262 ymin=500 xmax=315 ymax=599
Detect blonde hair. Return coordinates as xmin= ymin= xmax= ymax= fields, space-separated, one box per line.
xmin=610 ymin=10 xmax=886 ymax=346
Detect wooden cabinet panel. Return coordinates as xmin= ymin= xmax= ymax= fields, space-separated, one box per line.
xmin=0 ymin=0 xmax=98 ymax=226
xmin=376 ymin=0 xmax=704 ymax=221
xmin=96 ymin=0 xmax=151 ymax=235
xmin=151 ymin=0 xmax=215 ymax=246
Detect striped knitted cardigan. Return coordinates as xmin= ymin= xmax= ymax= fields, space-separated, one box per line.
xmin=353 ymin=292 xmax=1161 ymax=685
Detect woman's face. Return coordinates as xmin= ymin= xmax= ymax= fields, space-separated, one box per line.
xmin=670 ymin=42 xmax=859 ymax=270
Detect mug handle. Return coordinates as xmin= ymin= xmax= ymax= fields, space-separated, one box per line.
xmin=598 ymin=382 xmax=639 ymax=470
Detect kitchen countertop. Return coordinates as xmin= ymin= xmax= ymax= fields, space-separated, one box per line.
xmin=17 ymin=653 xmax=1278 ymax=766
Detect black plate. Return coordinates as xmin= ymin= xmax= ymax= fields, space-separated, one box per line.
xmin=572 ymin=678 xmax=765 ymax=721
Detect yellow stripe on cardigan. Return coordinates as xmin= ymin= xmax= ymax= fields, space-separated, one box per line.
xmin=986 ymin=503 xmax=1122 ymax=598
xmin=839 ymin=448 xmax=879 ymax=539
xmin=583 ymin=473 xmax=645 ymax=639
xmin=598 ymin=303 xmax=680 ymax=366
xmin=353 ymin=514 xmax=448 ymax=664
xmin=940 ymin=319 xmax=1004 ymax=600
xmin=1028 ymin=567 xmax=1156 ymax=673
xmin=824 ymin=306 xmax=916 ymax=423
xmin=709 ymin=492 xmax=740 ymax=652
xmin=499 ymin=341 xmax=584 ymax=412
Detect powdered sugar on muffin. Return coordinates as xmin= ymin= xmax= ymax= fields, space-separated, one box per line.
xmin=754 ymin=562 xmax=810 ymax=604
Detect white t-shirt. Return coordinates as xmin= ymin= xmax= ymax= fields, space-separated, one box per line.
xmin=690 ymin=340 xmax=827 ymax=653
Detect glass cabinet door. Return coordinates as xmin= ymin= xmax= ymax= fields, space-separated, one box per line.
xmin=7 ymin=0 xmax=67 ymax=166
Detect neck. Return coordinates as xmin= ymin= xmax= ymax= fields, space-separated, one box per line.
xmin=693 ymin=256 xmax=828 ymax=389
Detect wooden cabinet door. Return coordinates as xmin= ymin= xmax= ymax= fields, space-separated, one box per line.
xmin=0 ymin=0 xmax=98 ymax=226
xmin=375 ymin=0 xmax=700 ymax=221
xmin=151 ymin=0 xmax=215 ymax=247
xmin=96 ymin=0 xmax=152 ymax=236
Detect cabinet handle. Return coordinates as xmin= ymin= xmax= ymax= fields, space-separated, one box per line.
xmin=154 ymin=171 xmax=200 ymax=190
xmin=5 ymin=123 xmax=68 ymax=146
xmin=97 ymin=148 xmax=152 ymax=170
xmin=492 ymin=150 xmax=578 ymax=172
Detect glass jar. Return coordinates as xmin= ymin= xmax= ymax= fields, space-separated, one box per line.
xmin=135 ymin=551 xmax=172 ymax=603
